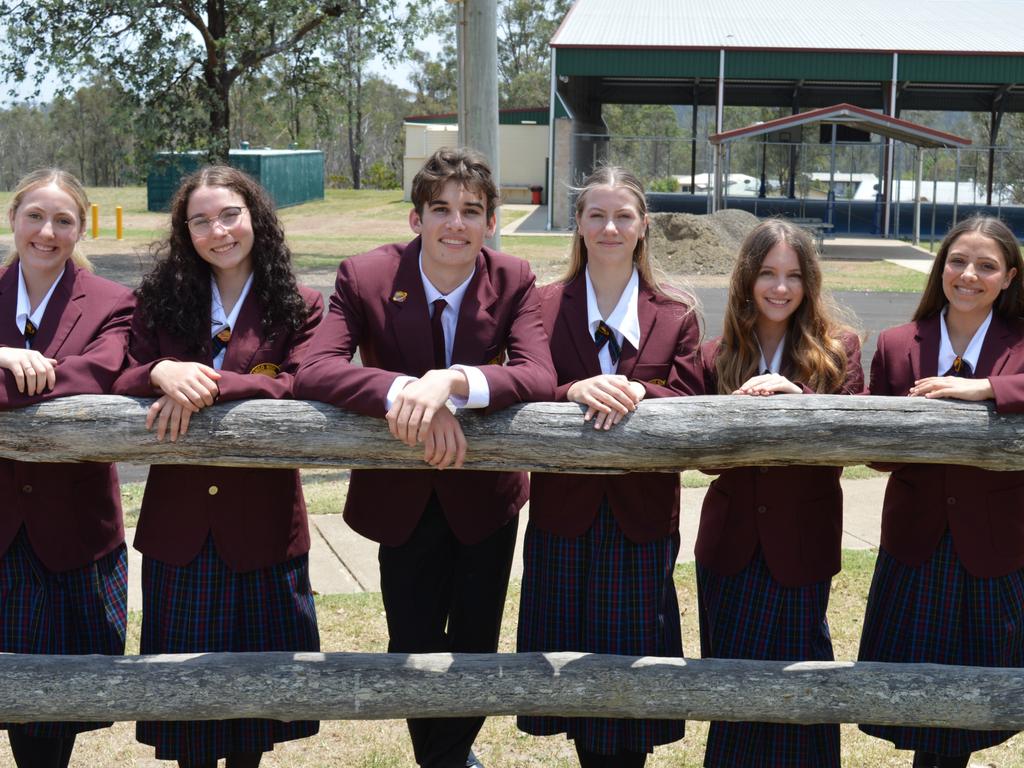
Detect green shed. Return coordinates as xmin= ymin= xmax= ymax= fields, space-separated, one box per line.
xmin=147 ymin=149 xmax=325 ymax=212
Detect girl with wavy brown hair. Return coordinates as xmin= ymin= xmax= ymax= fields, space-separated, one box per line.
xmin=695 ymin=218 xmax=863 ymax=768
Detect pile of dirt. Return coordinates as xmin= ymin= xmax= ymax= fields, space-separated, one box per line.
xmin=648 ymin=209 xmax=760 ymax=275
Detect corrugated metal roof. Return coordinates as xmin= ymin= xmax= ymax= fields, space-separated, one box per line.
xmin=551 ymin=0 xmax=1024 ymax=54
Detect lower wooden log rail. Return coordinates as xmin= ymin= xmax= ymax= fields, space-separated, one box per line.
xmin=0 ymin=652 xmax=1023 ymax=729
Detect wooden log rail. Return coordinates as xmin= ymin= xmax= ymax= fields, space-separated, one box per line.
xmin=2 ymin=652 xmax=1024 ymax=729
xmin=0 ymin=393 xmax=1023 ymax=471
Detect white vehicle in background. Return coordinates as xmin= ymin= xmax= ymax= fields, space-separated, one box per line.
xmin=673 ymin=173 xmax=762 ymax=197
xmin=809 ymin=172 xmax=1017 ymax=205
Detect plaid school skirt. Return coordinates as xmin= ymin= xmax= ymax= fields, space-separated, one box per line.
xmin=137 ymin=536 xmax=320 ymax=763
xmin=858 ymin=530 xmax=1024 ymax=754
xmin=517 ymin=499 xmax=685 ymax=755
xmin=697 ymin=551 xmax=839 ymax=768
xmin=0 ymin=526 xmax=128 ymax=738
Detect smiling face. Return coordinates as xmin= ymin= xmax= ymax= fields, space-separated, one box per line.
xmin=186 ymin=185 xmax=254 ymax=282
xmin=576 ymin=184 xmax=647 ymax=271
xmin=941 ymin=230 xmax=1016 ymax=324
xmin=753 ymin=240 xmax=805 ymax=335
xmin=9 ymin=183 xmax=84 ymax=285
xmin=410 ymin=180 xmax=496 ymax=292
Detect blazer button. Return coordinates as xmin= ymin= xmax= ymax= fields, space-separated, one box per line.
xmin=757 ymin=505 xmax=767 ymax=514
xmin=759 ymin=467 xmax=769 ymax=474
xmin=21 ymin=484 xmax=32 ymax=494
xmin=208 ymin=485 xmax=219 ymax=496
xmin=946 ymin=496 xmax=956 ymax=505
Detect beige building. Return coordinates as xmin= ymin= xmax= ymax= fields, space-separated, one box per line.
xmin=403 ymin=110 xmax=551 ymax=206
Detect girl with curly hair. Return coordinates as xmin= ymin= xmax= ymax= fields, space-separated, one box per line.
xmin=0 ymin=168 xmax=133 ymax=768
xmin=114 ymin=165 xmax=323 ymax=768
xmin=695 ymin=218 xmax=863 ymax=768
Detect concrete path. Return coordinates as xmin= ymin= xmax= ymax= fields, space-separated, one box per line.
xmin=821 ymin=236 xmax=936 ymax=274
xmin=124 ymin=477 xmax=887 ymax=608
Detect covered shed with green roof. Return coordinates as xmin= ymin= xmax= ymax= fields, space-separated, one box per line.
xmin=546 ymin=0 xmax=1024 ymax=230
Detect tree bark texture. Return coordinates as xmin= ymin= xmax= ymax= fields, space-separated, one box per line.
xmin=1 ymin=652 xmax=1023 ymax=729
xmin=0 ymin=394 xmax=1022 ymax=471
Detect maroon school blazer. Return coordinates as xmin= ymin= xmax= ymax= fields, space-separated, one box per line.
xmin=528 ymin=274 xmax=702 ymax=543
xmin=694 ymin=332 xmax=864 ymax=587
xmin=113 ymin=285 xmax=323 ymax=572
xmin=870 ymin=313 xmax=1024 ymax=578
xmin=293 ymin=237 xmax=556 ymax=547
xmin=0 ymin=261 xmax=134 ymax=572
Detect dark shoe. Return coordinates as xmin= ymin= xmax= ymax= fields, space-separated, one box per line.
xmin=466 ymin=749 xmax=485 ymax=768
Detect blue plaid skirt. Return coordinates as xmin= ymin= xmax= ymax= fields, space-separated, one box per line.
xmin=0 ymin=526 xmax=127 ymax=738
xmin=137 ymin=536 xmax=320 ymax=762
xmin=858 ymin=530 xmax=1024 ymax=754
xmin=517 ymin=499 xmax=685 ymax=754
xmin=697 ymin=551 xmax=839 ymax=768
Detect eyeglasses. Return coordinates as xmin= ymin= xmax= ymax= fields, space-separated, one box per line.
xmin=187 ymin=206 xmax=247 ymax=236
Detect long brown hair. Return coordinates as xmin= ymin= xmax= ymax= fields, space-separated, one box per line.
xmin=716 ymin=218 xmax=850 ymax=393
xmin=563 ymin=165 xmax=696 ymax=310
xmin=5 ymin=168 xmax=92 ymax=270
xmin=913 ymin=216 xmax=1024 ymax=322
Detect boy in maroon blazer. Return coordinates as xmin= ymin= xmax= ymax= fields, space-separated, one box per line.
xmin=295 ymin=147 xmax=555 ymax=768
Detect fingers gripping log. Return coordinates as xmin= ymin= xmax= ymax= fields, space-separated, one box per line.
xmin=1 ymin=652 xmax=1024 ymax=729
xmin=1 ymin=394 xmax=1023 ymax=471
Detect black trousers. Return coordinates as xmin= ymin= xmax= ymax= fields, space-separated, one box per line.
xmin=379 ymin=495 xmax=518 ymax=768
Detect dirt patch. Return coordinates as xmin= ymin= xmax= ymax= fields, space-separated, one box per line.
xmin=648 ymin=209 xmax=760 ymax=275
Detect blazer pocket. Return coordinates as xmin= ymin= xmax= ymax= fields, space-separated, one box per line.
xmin=695 ymin=483 xmax=730 ymax=558
xmin=986 ymin=485 xmax=1024 ymax=562
xmin=631 ymin=363 xmax=671 ymax=387
xmin=798 ymin=492 xmax=842 ymax=570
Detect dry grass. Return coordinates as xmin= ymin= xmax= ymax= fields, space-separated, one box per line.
xmin=2 ymin=552 xmax=1022 ymax=766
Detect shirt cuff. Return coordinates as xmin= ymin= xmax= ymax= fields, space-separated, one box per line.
xmin=451 ymin=364 xmax=490 ymax=409
xmin=385 ymin=375 xmax=416 ymax=411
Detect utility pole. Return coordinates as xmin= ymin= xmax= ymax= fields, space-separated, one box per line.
xmin=453 ymin=0 xmax=500 ymax=249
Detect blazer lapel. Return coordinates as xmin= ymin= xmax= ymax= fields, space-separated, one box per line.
xmin=616 ymin=284 xmax=656 ymax=379
xmin=37 ymin=261 xmax=81 ymax=358
xmin=222 ymin=292 xmax=264 ymax=374
xmin=561 ymin=273 xmax=602 ymax=378
xmin=911 ymin=314 xmax=940 ymax=380
xmin=451 ymin=249 xmax=497 ymax=365
xmin=976 ymin=314 xmax=1017 ymax=377
xmin=386 ymin=237 xmax=435 ymax=375
xmin=0 ymin=266 xmax=21 ymax=347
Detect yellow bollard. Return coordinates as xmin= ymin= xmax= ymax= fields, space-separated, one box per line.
xmin=91 ymin=203 xmax=99 ymax=239
xmin=116 ymin=206 xmax=123 ymax=241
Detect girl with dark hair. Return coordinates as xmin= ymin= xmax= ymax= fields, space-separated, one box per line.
xmin=517 ymin=166 xmax=701 ymax=767
xmin=859 ymin=216 xmax=1024 ymax=768
xmin=114 ymin=166 xmax=323 ymax=768
xmin=0 ymin=168 xmax=134 ymax=768
xmin=696 ymin=218 xmax=863 ymax=768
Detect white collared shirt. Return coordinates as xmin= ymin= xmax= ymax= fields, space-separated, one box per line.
xmin=585 ymin=266 xmax=641 ymax=375
xmin=939 ymin=307 xmax=991 ymax=376
xmin=16 ymin=262 xmax=64 ymax=349
xmin=210 ymin=273 xmax=254 ymax=370
xmin=384 ymin=251 xmax=490 ymax=410
xmin=757 ymin=334 xmax=786 ymax=375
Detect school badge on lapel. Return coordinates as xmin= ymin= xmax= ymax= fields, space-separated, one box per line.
xmin=648 ymin=377 xmax=666 ymax=385
xmin=487 ymin=347 xmax=507 ymax=365
xmin=391 ymin=290 xmax=408 ymax=303
xmin=250 ymin=362 xmax=281 ymax=378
